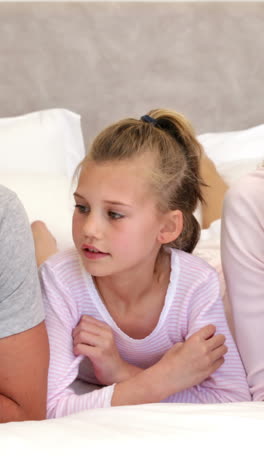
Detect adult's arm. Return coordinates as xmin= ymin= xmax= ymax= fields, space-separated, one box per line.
xmin=0 ymin=322 xmax=49 ymax=422
xmin=221 ymin=169 xmax=264 ymax=400
xmin=0 ymin=186 xmax=49 ymax=421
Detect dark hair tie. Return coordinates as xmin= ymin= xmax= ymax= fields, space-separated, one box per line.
xmin=140 ymin=115 xmax=159 ymax=127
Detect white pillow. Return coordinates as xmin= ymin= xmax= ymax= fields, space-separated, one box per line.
xmin=0 ymin=173 xmax=74 ymax=250
xmin=0 ymin=108 xmax=85 ymax=178
xmin=217 ymin=158 xmax=263 ymax=186
xmin=198 ymin=123 xmax=264 ymax=167
xmin=0 ymin=108 xmax=86 ymax=249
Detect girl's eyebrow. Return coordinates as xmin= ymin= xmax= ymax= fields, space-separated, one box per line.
xmin=104 ymin=200 xmax=132 ymax=207
xmin=74 ymin=192 xmax=132 ymax=207
xmin=73 ymin=192 xmax=85 ymax=199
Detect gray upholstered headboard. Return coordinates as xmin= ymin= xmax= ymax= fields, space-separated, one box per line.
xmin=1 ymin=2 xmax=263 ymax=149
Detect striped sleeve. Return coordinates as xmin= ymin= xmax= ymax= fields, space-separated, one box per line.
xmin=180 ymin=268 xmax=251 ymax=403
xmin=39 ymin=261 xmax=115 ymax=418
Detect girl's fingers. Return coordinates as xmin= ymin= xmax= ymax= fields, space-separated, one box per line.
xmin=72 ymin=316 xmax=110 ymax=338
xmin=210 ymin=356 xmax=225 ymax=374
xmin=73 ymin=323 xmax=99 ymax=338
xmin=74 ymin=343 xmax=100 ymax=358
xmin=194 ymin=324 xmax=216 ymax=340
xmin=73 ymin=330 xmax=105 ymax=348
xmin=206 ymin=333 xmax=226 ymax=351
xmin=80 ymin=315 xmax=107 ymax=328
xmin=189 ymin=326 xmax=226 ymax=352
xmin=210 ymin=344 xmax=228 ymax=363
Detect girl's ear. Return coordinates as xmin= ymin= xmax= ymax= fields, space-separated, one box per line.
xmin=157 ymin=210 xmax=183 ymax=244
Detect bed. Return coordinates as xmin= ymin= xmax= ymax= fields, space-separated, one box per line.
xmin=1 ymin=2 xmax=264 ymax=464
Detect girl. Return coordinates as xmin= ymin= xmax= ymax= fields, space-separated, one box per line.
xmin=38 ymin=109 xmax=250 ymax=418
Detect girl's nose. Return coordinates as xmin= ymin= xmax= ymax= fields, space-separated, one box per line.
xmin=82 ymin=212 xmax=103 ymax=239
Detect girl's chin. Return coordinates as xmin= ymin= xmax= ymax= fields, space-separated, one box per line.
xmin=81 ymin=258 xmax=112 ymax=276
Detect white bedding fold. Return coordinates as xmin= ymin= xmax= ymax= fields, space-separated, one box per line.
xmin=1 ymin=402 xmax=264 ymax=466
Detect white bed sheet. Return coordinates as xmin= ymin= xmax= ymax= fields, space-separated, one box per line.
xmin=2 ymin=402 xmax=264 ymax=466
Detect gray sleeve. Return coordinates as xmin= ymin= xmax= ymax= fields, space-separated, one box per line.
xmin=0 ymin=185 xmax=44 ymax=338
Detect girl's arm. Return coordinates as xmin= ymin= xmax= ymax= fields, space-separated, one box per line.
xmin=72 ymin=315 xmax=228 ymax=405
xmin=40 ymin=262 xmax=116 ymax=417
xmin=111 ymin=323 xmax=227 ymax=406
xmin=179 ymin=268 xmax=251 ymax=403
xmin=72 ymin=315 xmax=143 ymax=385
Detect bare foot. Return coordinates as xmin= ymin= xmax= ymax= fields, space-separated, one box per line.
xmin=31 ymin=220 xmax=58 ymax=266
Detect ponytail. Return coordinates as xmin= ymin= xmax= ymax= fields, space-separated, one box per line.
xmin=146 ymin=109 xmax=205 ymax=252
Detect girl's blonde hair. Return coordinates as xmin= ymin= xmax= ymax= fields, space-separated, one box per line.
xmin=78 ymin=108 xmax=205 ymax=253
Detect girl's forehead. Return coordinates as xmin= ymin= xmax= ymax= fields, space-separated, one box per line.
xmin=80 ymin=154 xmax=155 ymax=180
xmin=77 ymin=157 xmax=155 ymax=202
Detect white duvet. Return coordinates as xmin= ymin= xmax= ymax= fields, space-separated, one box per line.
xmin=2 ymin=402 xmax=264 ymax=466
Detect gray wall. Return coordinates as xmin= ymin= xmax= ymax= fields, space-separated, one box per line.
xmin=1 ymin=2 xmax=263 ymax=149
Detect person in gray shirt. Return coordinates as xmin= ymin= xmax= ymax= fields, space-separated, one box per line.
xmin=0 ymin=185 xmax=49 ymax=422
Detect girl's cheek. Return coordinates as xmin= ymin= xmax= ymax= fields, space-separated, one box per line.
xmin=113 ymin=232 xmax=132 ymax=250
xmin=72 ymin=216 xmax=81 ymax=240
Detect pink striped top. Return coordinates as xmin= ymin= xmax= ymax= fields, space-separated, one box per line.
xmin=39 ymin=248 xmax=251 ymax=418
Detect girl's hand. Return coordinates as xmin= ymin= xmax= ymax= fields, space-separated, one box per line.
xmin=72 ymin=316 xmax=138 ymax=385
xmin=159 ymin=324 xmax=227 ymax=395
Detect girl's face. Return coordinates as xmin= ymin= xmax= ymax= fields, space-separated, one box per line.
xmin=72 ymin=157 xmax=167 ymax=278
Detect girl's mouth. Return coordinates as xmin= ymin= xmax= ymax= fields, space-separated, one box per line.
xmin=82 ymin=245 xmax=109 ymax=260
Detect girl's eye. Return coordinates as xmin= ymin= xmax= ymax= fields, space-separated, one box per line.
xmin=108 ymin=211 xmax=124 ymax=220
xmin=75 ymin=204 xmax=90 ymax=214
